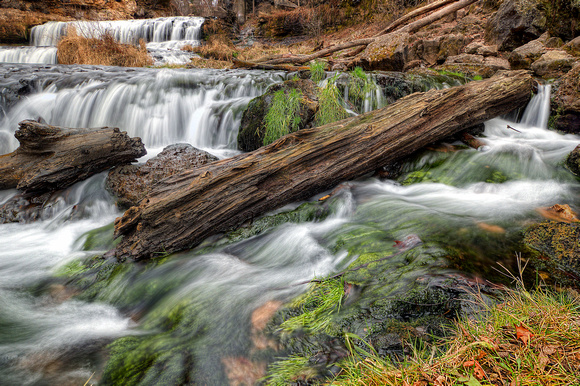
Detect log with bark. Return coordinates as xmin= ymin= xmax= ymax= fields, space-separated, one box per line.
xmin=0 ymin=120 xmax=146 ymax=193
xmin=112 ymin=70 xmax=533 ymax=261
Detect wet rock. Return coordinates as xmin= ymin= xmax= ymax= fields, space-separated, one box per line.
xmin=358 ymin=32 xmax=410 ymax=71
xmin=531 ymin=50 xmax=576 ymax=78
xmin=485 ymin=0 xmax=546 ymax=51
xmin=237 ymin=78 xmax=318 ymax=152
xmin=107 ymin=143 xmax=218 ymax=208
xmin=536 ymin=204 xmax=579 ymax=223
xmin=566 ymin=145 xmax=580 ymax=176
xmin=524 ymin=221 xmax=580 ymax=287
xmin=439 ymin=54 xmax=509 ymax=78
xmin=551 ymin=63 xmax=580 ymax=133
xmin=0 ymin=191 xmax=52 ymax=224
xmin=508 ymin=33 xmax=548 ymax=70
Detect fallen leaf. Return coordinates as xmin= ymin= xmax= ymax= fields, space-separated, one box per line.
xmin=516 ymin=324 xmax=533 ymax=345
xmin=476 ymin=350 xmax=487 ymax=360
xmin=463 ymin=360 xmax=475 ymax=367
xmin=473 ymin=360 xmax=486 ymax=380
xmin=541 ymin=345 xmax=557 ymax=356
xmin=434 ymin=375 xmax=446 ymax=386
xmin=318 ymin=194 xmax=330 ymax=201
xmin=477 ymin=222 xmax=506 ymax=234
xmin=536 ymin=204 xmax=579 ymax=223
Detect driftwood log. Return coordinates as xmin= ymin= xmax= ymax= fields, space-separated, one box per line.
xmin=112 ymin=70 xmax=533 ymax=261
xmin=0 ymin=120 xmax=146 ymax=193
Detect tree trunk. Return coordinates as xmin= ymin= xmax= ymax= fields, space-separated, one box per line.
xmin=112 ymin=71 xmax=533 ymax=261
xmin=261 ymin=38 xmax=375 ymax=65
xmin=399 ymin=0 xmax=478 ymax=34
xmin=0 ymin=120 xmax=146 ymax=193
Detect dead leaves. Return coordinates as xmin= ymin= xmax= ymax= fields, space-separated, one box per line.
xmin=515 ymin=324 xmax=533 ymax=345
xmin=463 ymin=360 xmax=486 ymax=380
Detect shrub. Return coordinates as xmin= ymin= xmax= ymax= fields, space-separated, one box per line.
xmin=57 ymin=27 xmax=153 ymax=67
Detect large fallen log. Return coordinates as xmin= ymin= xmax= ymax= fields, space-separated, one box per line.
xmin=112 ymin=70 xmax=533 ymax=261
xmin=0 ymin=120 xmax=146 ymax=193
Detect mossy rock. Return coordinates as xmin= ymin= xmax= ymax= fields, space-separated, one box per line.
xmin=237 ymin=78 xmax=318 ymax=152
xmin=524 ymin=220 xmax=580 ymax=287
xmin=551 ymin=63 xmax=580 ymax=134
xmin=566 ymin=145 xmax=580 ymax=176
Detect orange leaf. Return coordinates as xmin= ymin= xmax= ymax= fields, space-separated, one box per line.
xmin=477 ymin=350 xmax=487 ymax=360
xmin=516 ymin=324 xmax=533 ymax=345
xmin=473 ymin=360 xmax=486 ymax=380
xmin=463 ymin=360 xmax=475 ymax=367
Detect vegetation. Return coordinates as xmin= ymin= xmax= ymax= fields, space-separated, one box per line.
xmin=316 ymin=76 xmax=349 ymax=126
xmin=310 ymin=60 xmax=327 ymax=83
xmin=57 ymin=27 xmax=153 ymax=67
xmin=263 ymin=88 xmax=303 ymax=146
xmin=333 ymin=284 xmax=580 ymax=386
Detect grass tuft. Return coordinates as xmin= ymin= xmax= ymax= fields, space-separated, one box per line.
xmin=262 ymin=355 xmax=317 ymax=386
xmin=316 ymin=76 xmax=349 ymax=127
xmin=348 ymin=66 xmax=377 ymax=107
xmin=263 ymin=88 xmax=303 ymax=146
xmin=310 ymin=60 xmax=326 ymax=83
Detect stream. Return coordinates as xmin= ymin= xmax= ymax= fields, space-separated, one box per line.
xmin=0 ymin=23 xmax=579 ymax=385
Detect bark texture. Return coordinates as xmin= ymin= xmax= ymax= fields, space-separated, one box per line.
xmin=0 ymin=120 xmax=146 ymax=193
xmin=113 ymin=70 xmax=533 ymax=261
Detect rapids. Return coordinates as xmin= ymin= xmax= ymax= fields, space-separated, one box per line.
xmin=0 ymin=60 xmax=578 ymax=385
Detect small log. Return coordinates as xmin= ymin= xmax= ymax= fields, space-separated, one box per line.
xmin=262 ymin=38 xmax=375 ymax=65
xmin=112 ymin=71 xmax=533 ymax=261
xmin=0 ymin=120 xmax=146 ymax=193
xmin=399 ymin=0 xmax=478 ymax=34
xmin=232 ymin=59 xmax=309 ymax=71
xmin=460 ymin=132 xmax=487 ymax=149
xmin=374 ymin=0 xmax=458 ymax=37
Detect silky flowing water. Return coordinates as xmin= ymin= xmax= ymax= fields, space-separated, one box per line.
xmin=0 ymin=61 xmax=578 ymax=385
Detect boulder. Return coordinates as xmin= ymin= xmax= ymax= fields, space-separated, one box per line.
xmin=106 ymin=144 xmax=218 ymax=208
xmin=407 ymin=34 xmax=468 ymax=66
xmin=237 ymin=78 xmax=319 ymax=152
xmin=485 ymin=0 xmax=547 ymax=51
xmin=524 ymin=220 xmax=580 ymax=287
xmin=508 ymin=33 xmax=548 ymax=70
xmin=531 ymin=50 xmax=576 ymax=78
xmin=552 ymin=63 xmax=580 ymax=133
xmin=438 ymin=54 xmax=509 ymax=77
xmin=566 ymin=144 xmax=580 ymax=176
xmin=358 ymin=32 xmax=410 ymax=72
xmin=564 ymin=36 xmax=580 ymax=57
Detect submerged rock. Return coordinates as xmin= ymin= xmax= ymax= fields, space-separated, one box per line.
xmin=551 ymin=63 xmax=580 ymax=133
xmin=106 ymin=143 xmax=218 ymax=208
xmin=237 ymin=78 xmax=318 ymax=152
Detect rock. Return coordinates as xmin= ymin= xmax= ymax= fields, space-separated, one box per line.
xmin=508 ymin=33 xmax=548 ymax=70
xmin=439 ymin=54 xmax=509 ymax=77
xmin=476 ymin=45 xmax=498 ymax=57
xmin=485 ymin=0 xmax=546 ymax=51
xmin=464 ymin=41 xmax=484 ymax=54
xmin=546 ymin=37 xmax=564 ymax=48
xmin=407 ymin=34 xmax=468 ymax=66
xmin=531 ymin=50 xmax=576 ymax=78
xmin=524 ymin=221 xmax=580 ymax=287
xmin=358 ymin=32 xmax=410 ymax=71
xmin=237 ymin=78 xmax=319 ymax=152
xmin=566 ymin=145 xmax=580 ymax=176
xmin=106 ymin=144 xmax=218 ymax=208
xmin=536 ymin=204 xmax=579 ymax=223
xmin=551 ymin=63 xmax=580 ymax=133
xmin=564 ymin=36 xmax=580 ymax=57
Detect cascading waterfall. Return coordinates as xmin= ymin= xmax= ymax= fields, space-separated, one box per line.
xmin=0 ymin=16 xmax=204 ymax=65
xmin=0 ymin=65 xmax=286 ymax=155
xmin=0 ymin=61 xmax=579 ymax=384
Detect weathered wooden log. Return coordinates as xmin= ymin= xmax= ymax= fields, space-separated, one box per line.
xmin=112 ymin=70 xmax=533 ymax=261
xmin=0 ymin=120 xmax=146 ymax=193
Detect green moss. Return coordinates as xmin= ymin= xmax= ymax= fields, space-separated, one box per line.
xmin=76 ymin=222 xmax=118 ymax=251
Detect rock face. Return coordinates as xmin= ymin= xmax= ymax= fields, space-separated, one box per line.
xmin=237 ymin=78 xmax=319 ymax=152
xmin=106 ymin=144 xmax=218 ymax=208
xmin=552 ymin=63 xmax=580 ymax=133
xmin=485 ymin=0 xmax=546 ymax=51
xmin=508 ymin=33 xmax=548 ymax=70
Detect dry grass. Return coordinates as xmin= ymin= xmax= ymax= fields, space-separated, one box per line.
xmin=186 ymin=57 xmax=232 ymax=69
xmin=332 ymin=284 xmax=580 ymax=385
xmin=57 ymin=27 xmax=153 ymax=67
xmin=192 ymin=34 xmax=237 ymax=61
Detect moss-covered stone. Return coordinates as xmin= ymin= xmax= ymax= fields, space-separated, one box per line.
xmin=237 ymin=78 xmax=319 ymax=152
xmin=524 ymin=220 xmax=580 ymax=287
xmin=566 ymin=145 xmax=580 ymax=176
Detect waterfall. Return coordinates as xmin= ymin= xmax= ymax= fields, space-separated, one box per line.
xmin=0 ymin=46 xmax=58 ymax=64
xmin=30 ymin=17 xmax=204 ymax=47
xmin=0 ymin=65 xmax=285 ymax=154
xmin=520 ymin=84 xmax=551 ymax=129
xmin=0 ymin=17 xmax=204 ymax=65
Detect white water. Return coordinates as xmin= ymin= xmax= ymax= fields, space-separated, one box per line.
xmin=0 ymin=17 xmax=204 ymax=65
xmin=0 ymin=68 xmax=579 ymax=384
xmin=0 ymin=46 xmax=58 ymax=65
